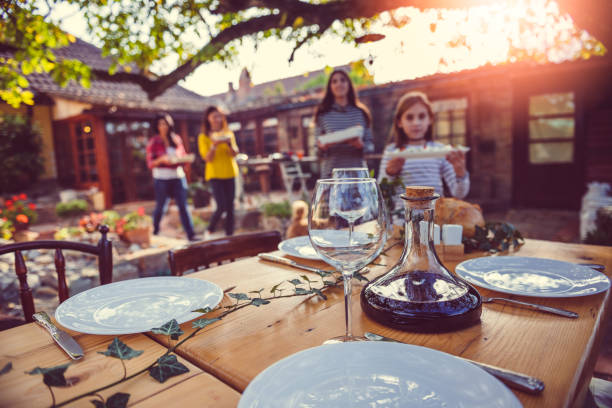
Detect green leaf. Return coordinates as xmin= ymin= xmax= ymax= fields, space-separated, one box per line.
xmin=192 ymin=306 xmax=212 ymax=314
xmin=106 ymin=392 xmax=130 ymax=408
xmin=228 ymin=293 xmax=250 ymax=301
xmin=17 ymin=76 xmax=28 ymax=88
xmin=91 ymin=400 xmax=105 ymax=408
xmin=294 ymin=287 xmax=309 ymax=295
xmin=353 ymin=271 xmax=369 ymax=282
xmin=300 ymin=275 xmax=313 ymax=283
xmin=312 ymin=289 xmax=327 ymax=300
xmin=98 ymin=337 xmax=144 ymax=360
xmin=151 ymin=319 xmax=184 ymax=340
xmin=314 ymin=270 xmax=332 ymax=278
xmin=323 ymin=280 xmax=336 ymax=286
xmin=192 ymin=317 xmax=220 ymax=329
xmin=27 ymin=363 xmax=71 ymax=387
xmin=149 ymin=354 xmax=189 ymax=383
xmin=251 ymin=298 xmax=270 ymax=307
xmin=288 ymin=279 xmax=302 ymax=286
xmin=270 ymin=282 xmax=283 ymax=294
xmin=0 ymin=362 xmax=12 ymax=376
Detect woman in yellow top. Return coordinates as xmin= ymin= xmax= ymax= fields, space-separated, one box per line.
xmin=198 ymin=106 xmax=239 ymax=237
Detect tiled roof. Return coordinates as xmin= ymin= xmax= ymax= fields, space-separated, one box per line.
xmin=2 ymin=38 xmax=208 ymax=113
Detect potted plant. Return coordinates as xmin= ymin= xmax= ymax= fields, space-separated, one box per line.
xmin=0 ymin=193 xmax=39 ymax=241
xmin=116 ymin=207 xmax=153 ymax=246
xmin=188 ymin=181 xmax=212 ymax=208
xmin=260 ymin=200 xmax=292 ymax=237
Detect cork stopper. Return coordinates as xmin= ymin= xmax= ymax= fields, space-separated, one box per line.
xmin=405 ymin=186 xmax=435 ymax=199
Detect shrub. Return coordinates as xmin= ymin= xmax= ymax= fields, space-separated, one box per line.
xmin=0 ymin=114 xmax=45 ymax=194
xmin=261 ymin=200 xmax=292 ymax=219
xmin=56 ymin=199 xmax=89 ymax=217
xmin=115 ymin=207 xmax=152 ymax=234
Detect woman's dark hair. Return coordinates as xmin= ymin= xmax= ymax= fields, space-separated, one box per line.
xmin=154 ymin=112 xmax=177 ymax=148
xmin=313 ymin=69 xmax=371 ymax=127
xmin=202 ymin=105 xmax=228 ymax=135
xmin=389 ymin=91 xmax=435 ymax=149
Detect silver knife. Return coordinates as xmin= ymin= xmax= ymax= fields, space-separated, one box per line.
xmin=33 ymin=312 xmax=84 ymax=360
xmin=258 ymin=253 xmax=331 ymax=275
xmin=364 ymin=331 xmax=545 ymax=395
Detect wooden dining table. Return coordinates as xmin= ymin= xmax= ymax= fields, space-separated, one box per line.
xmin=0 ymin=238 xmax=610 ymax=407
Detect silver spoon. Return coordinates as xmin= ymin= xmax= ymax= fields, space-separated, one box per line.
xmin=481 ymin=296 xmax=578 ymax=318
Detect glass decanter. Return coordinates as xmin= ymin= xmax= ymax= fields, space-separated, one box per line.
xmin=360 ymin=186 xmax=482 ymax=332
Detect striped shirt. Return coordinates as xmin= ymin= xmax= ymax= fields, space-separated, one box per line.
xmin=378 ymin=141 xmax=470 ymax=224
xmin=315 ymin=103 xmax=374 ymax=178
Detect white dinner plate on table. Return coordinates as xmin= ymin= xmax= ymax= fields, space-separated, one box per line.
xmin=55 ymin=277 xmax=223 ymax=335
xmin=238 ymin=341 xmax=522 ymax=408
xmin=278 ymin=236 xmax=320 ymax=260
xmin=455 ymin=256 xmax=610 ymax=298
xmin=387 ymin=145 xmax=470 ymax=160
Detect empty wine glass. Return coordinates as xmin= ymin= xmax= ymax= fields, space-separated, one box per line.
xmin=309 ymin=178 xmax=387 ymax=343
xmin=332 ymin=168 xmax=391 ymax=244
xmin=332 ymin=167 xmax=370 ymax=179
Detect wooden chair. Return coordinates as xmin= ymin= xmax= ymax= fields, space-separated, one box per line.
xmin=0 ymin=225 xmax=113 ymax=328
xmin=168 ymin=230 xmax=281 ymax=276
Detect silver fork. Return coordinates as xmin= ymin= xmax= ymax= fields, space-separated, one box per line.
xmin=481 ymin=296 xmax=578 ymax=318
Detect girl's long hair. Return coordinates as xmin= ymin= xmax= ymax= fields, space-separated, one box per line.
xmin=313 ymin=69 xmax=371 ymax=127
xmin=202 ymin=105 xmax=229 ymax=135
xmin=154 ymin=112 xmax=177 ymax=148
xmin=389 ymin=91 xmax=434 ymax=149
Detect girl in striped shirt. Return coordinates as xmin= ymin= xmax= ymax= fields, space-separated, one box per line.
xmin=314 ymin=70 xmax=374 ymax=178
xmin=378 ymin=91 xmax=470 ymax=224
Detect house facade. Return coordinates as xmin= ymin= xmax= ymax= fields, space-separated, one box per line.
xmin=1 ymin=39 xmax=208 ymax=207
xmin=208 ymin=57 xmax=612 ymax=211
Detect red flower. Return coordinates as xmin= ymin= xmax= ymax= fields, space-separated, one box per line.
xmin=28 ymin=203 xmax=36 ymax=210
xmin=16 ymin=214 xmax=28 ymax=224
xmin=137 ymin=207 xmax=145 ymax=217
xmin=11 ymin=195 xmax=18 ymax=201
xmin=19 ymin=193 xmax=27 ymax=200
xmin=5 ymin=200 xmax=13 ymax=207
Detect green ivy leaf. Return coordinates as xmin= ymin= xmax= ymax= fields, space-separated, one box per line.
xmin=288 ymin=279 xmax=302 ymax=286
xmin=251 ymin=298 xmax=270 ymax=307
xmin=312 ymin=289 xmax=327 ymax=300
xmin=314 ymin=270 xmax=332 ymax=278
xmin=149 ymin=354 xmax=189 ymax=383
xmin=151 ymin=319 xmax=184 ymax=340
xmin=192 ymin=317 xmax=220 ymax=329
xmin=323 ymin=280 xmax=336 ymax=286
xmin=228 ymin=293 xmax=250 ymax=301
xmin=106 ymin=392 xmax=130 ymax=408
xmin=249 ymin=288 xmax=264 ymax=295
xmin=91 ymin=400 xmax=104 ymax=408
xmin=294 ymin=287 xmax=309 ymax=295
xmin=353 ymin=271 xmax=369 ymax=282
xmin=0 ymin=362 xmax=12 ymax=376
xmin=300 ymin=275 xmax=313 ymax=283
xmin=270 ymin=282 xmax=283 ymax=294
xmin=191 ymin=306 xmax=212 ymax=314
xmin=98 ymin=337 xmax=144 ymax=360
xmin=27 ymin=363 xmax=71 ymax=387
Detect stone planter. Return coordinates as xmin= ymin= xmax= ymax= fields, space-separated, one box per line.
xmin=13 ymin=229 xmax=40 ymax=242
xmin=120 ymin=226 xmax=152 ymax=247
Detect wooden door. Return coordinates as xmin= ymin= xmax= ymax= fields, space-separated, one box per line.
xmin=513 ymin=90 xmax=584 ymax=209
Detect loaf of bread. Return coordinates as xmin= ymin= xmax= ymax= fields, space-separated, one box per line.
xmin=434 ymin=197 xmax=485 ymax=238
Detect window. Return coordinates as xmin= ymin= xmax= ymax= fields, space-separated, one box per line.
xmin=527 ymin=92 xmax=575 ymax=164
xmin=262 ymin=117 xmax=278 ymax=154
xmin=432 ymin=98 xmax=468 ymax=146
xmin=75 ymin=121 xmax=98 ymax=183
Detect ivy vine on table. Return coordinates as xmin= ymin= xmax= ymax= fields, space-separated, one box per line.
xmin=2 ymin=266 xmax=371 ymax=408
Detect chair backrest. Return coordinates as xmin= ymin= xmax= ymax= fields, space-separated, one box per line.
xmin=168 ymin=230 xmax=282 ymax=276
xmin=0 ymin=225 xmax=113 ymax=323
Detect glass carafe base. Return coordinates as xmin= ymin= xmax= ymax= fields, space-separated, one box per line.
xmin=360 ymin=271 xmax=482 ymax=332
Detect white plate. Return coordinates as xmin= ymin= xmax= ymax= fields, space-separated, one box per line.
xmin=238 ymin=342 xmax=522 ymax=408
xmin=278 ymin=236 xmax=321 ymax=260
xmin=55 ymin=277 xmax=223 ymax=334
xmin=318 ymin=125 xmax=363 ymax=145
xmin=388 ymin=145 xmax=469 ymax=160
xmin=455 ymin=256 xmax=610 ymax=298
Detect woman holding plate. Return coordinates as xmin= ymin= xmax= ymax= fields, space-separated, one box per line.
xmin=314 ymin=69 xmax=374 ymax=178
xmin=146 ymin=112 xmax=197 ymax=241
xmin=198 ymin=105 xmax=239 ymax=238
xmin=378 ymin=92 xmax=470 ymax=223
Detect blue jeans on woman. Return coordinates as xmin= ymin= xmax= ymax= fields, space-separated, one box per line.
xmin=208 ymin=178 xmax=235 ymax=236
xmin=153 ymin=177 xmax=195 ymax=240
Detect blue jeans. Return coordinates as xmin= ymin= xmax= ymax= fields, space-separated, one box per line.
xmin=208 ymin=178 xmax=235 ymax=236
xmin=153 ymin=178 xmax=195 ymax=240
